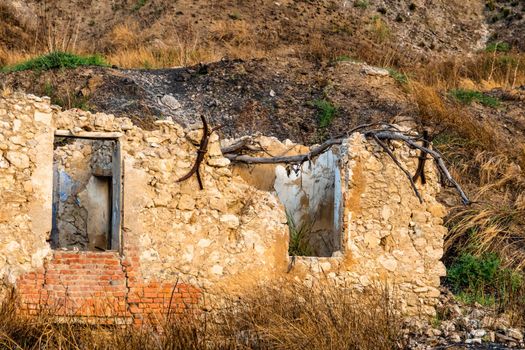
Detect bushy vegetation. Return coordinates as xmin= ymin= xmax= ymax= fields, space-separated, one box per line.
xmin=447 ymin=253 xmax=522 ymax=306
xmin=1 ymin=52 xmax=107 ymax=72
xmin=354 ymin=0 xmax=369 ymax=9
xmin=0 ymin=283 xmax=404 ymax=350
xmin=387 ymin=68 xmax=408 ymax=84
xmin=485 ymin=42 xmax=511 ymax=53
xmin=311 ymin=98 xmax=337 ymax=129
xmin=450 ymin=89 xmax=500 ymax=107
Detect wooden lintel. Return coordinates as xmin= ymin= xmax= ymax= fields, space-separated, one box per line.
xmin=54 ymin=130 xmax=123 ymax=139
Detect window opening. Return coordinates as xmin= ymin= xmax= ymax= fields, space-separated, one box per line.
xmin=274 ymin=150 xmax=343 ymax=257
xmin=51 ymin=135 xmax=121 ymax=251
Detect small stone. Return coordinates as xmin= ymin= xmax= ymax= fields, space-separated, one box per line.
xmin=210 ymin=265 xmax=223 ymax=276
xmin=220 ymin=214 xmax=240 ymax=229
xmin=34 ymin=111 xmax=52 ymax=125
xmin=207 ymin=157 xmax=230 ymax=167
xmin=486 ymin=331 xmax=496 ymax=343
xmin=0 ymin=155 xmax=9 ymax=169
xmin=5 ymin=151 xmax=30 ymax=169
xmin=496 ymin=333 xmax=514 ymax=343
xmin=12 ymin=119 xmax=22 ymax=132
xmin=120 ymin=119 xmax=134 ymax=130
xmin=507 ymin=328 xmax=523 ymax=341
xmin=471 ymin=338 xmax=482 ymax=344
xmin=161 ymin=95 xmax=181 ymax=110
xmin=269 ymin=89 xmax=276 ymax=97
xmin=360 ymin=64 xmax=389 ymax=76
xmin=471 ymin=329 xmax=486 ymax=338
xmin=197 ymin=239 xmax=212 ymax=248
xmin=449 ymin=333 xmax=461 ymax=343
xmin=178 ymin=194 xmax=196 ymax=210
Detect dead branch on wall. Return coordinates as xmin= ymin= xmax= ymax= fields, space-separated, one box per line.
xmin=220 ymin=123 xmax=470 ymax=205
xmin=176 ymin=115 xmax=222 ymax=190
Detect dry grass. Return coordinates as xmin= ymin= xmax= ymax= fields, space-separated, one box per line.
xmin=0 ymin=282 xmax=405 ymax=350
xmin=410 ymin=82 xmax=502 ymax=151
xmin=439 ymin=142 xmax=525 ymax=270
xmin=415 ymin=52 xmax=525 ymax=90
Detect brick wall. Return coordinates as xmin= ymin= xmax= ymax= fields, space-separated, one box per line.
xmin=16 ymin=251 xmax=200 ymax=324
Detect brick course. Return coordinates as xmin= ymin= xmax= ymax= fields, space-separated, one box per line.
xmin=16 ymin=251 xmax=200 ymax=324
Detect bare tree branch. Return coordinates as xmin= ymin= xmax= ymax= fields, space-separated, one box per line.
xmin=365 ymin=130 xmax=470 ymax=205
xmin=177 ymin=115 xmax=223 ymax=190
xmin=220 ymin=125 xmax=470 ymax=205
xmin=371 ymin=134 xmax=423 ymax=203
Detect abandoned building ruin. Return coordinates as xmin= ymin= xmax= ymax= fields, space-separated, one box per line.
xmin=0 ymin=92 xmax=448 ymax=323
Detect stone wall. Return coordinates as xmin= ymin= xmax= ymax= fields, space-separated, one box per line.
xmin=0 ymin=93 xmax=53 ymax=284
xmin=0 ymin=92 xmax=448 ymax=320
xmin=289 ymin=134 xmax=447 ymax=316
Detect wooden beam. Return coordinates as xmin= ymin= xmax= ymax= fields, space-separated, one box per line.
xmin=54 ymin=130 xmax=123 ymax=139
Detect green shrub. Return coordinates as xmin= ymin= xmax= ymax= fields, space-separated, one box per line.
xmin=133 ymin=0 xmax=147 ymax=11
xmin=311 ymin=99 xmax=337 ymax=128
xmin=450 ymin=89 xmax=500 ymax=108
xmin=1 ymin=52 xmax=107 ymax=72
xmin=387 ymin=68 xmax=408 ymax=84
xmin=447 ymin=253 xmax=523 ymax=306
xmin=485 ymin=42 xmax=511 ymax=53
xmin=354 ymin=0 xmax=369 ymax=9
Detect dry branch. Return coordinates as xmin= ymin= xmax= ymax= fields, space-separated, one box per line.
xmin=177 ymin=115 xmax=222 ymax=190
xmin=221 ymin=124 xmax=470 ymax=205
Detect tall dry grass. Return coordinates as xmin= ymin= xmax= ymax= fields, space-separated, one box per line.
xmin=0 ymin=282 xmax=405 ymax=350
xmin=415 ymin=52 xmax=525 ymax=90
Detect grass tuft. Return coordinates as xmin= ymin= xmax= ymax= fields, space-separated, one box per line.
xmin=311 ymin=99 xmax=337 ymax=128
xmin=450 ymin=88 xmax=500 ymax=108
xmin=287 ymin=212 xmax=314 ymax=256
xmin=447 ymin=253 xmax=522 ymax=307
xmin=387 ymin=68 xmax=408 ymax=84
xmin=485 ymin=42 xmax=511 ymax=53
xmin=1 ymin=52 xmax=107 ymax=73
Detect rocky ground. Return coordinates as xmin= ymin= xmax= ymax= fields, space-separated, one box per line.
xmin=405 ymin=288 xmax=525 ymax=349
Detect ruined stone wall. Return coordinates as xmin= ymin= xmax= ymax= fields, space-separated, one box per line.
xmin=0 ymin=94 xmax=53 ymax=284
xmin=1 ymin=92 xmax=448 ymax=320
xmin=1 ymin=92 xmax=288 ymax=322
xmin=290 ymin=134 xmax=447 ymax=315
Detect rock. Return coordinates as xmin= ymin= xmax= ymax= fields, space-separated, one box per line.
xmin=161 ymin=95 xmax=181 ymax=110
xmin=207 ymin=157 xmax=230 ymax=167
xmin=360 ymin=64 xmax=389 ymax=77
xmin=34 ymin=111 xmax=52 ymax=124
xmin=471 ymin=329 xmax=486 ymax=338
xmin=210 ymin=264 xmax=223 ymax=276
xmin=507 ymin=328 xmax=523 ymax=341
xmin=220 ymin=214 xmax=240 ymax=229
xmin=449 ymin=333 xmax=462 ymax=343
xmin=269 ymin=89 xmax=276 ymax=97
xmin=486 ymin=331 xmax=496 ymax=343
xmin=177 ymin=194 xmax=196 ymax=210
xmin=5 ymin=151 xmax=30 ymax=169
xmin=197 ymin=239 xmax=212 ymax=248
xmin=0 ymin=155 xmax=9 ymax=169
xmin=496 ymin=333 xmax=515 ymax=343
xmin=471 ymin=338 xmax=482 ymax=344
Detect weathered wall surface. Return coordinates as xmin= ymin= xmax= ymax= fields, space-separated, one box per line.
xmin=1 ymin=92 xmax=448 ymax=320
xmin=290 ymin=134 xmax=447 ymax=315
xmin=231 ymin=138 xmax=342 ymax=257
xmin=0 ymin=94 xmax=52 ymax=284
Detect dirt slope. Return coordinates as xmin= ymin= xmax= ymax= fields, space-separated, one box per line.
xmin=1 ymin=0 xmax=492 ymax=67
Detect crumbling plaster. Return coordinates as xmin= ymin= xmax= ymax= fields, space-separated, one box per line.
xmin=0 ymin=92 xmax=448 ymax=316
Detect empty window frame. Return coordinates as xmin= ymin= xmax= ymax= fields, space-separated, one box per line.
xmin=50 ymin=132 xmax=122 ymax=251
